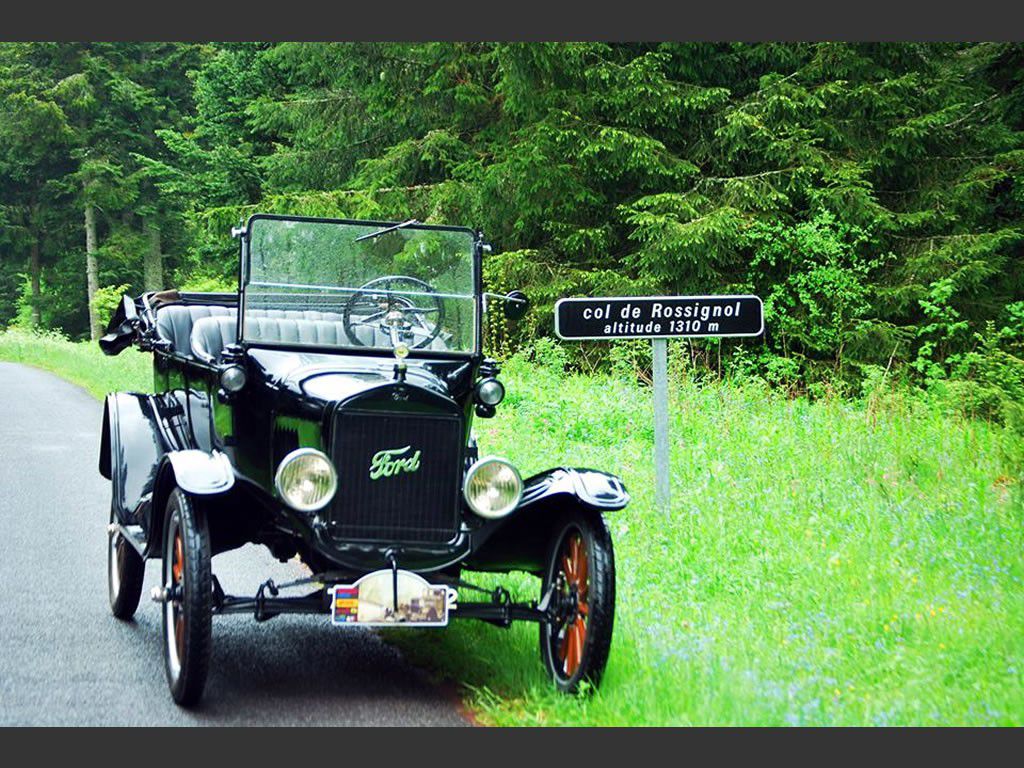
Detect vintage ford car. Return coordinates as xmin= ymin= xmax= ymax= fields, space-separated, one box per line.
xmin=99 ymin=214 xmax=628 ymax=705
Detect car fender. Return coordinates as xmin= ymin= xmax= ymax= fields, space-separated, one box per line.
xmin=101 ymin=392 xmax=166 ymax=524
xmin=150 ymin=449 xmax=235 ymax=528
xmin=465 ymin=467 xmax=628 ymax=574
xmin=145 ymin=450 xmax=236 ymax=558
xmin=518 ymin=467 xmax=630 ymax=512
xmin=102 ymin=392 xmax=234 ymax=535
xmin=161 ymin=450 xmax=235 ymax=495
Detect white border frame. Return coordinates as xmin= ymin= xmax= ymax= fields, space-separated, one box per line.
xmin=553 ymin=294 xmax=765 ymax=340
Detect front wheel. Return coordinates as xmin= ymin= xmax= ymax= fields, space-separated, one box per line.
xmin=161 ymin=488 xmax=212 ymax=707
xmin=539 ymin=509 xmax=615 ymax=694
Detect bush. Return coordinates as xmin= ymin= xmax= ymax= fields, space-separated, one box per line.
xmin=91 ymin=284 xmax=132 ymax=331
xmin=931 ymin=304 xmax=1024 ymax=432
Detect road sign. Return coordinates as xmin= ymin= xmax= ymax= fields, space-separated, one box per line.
xmin=555 ymin=294 xmax=764 ymax=519
xmin=554 ymin=295 xmax=763 ymax=340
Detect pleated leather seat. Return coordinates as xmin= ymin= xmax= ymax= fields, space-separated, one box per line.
xmin=190 ymin=314 xmax=450 ymax=362
xmin=154 ymin=305 xmax=234 ymax=355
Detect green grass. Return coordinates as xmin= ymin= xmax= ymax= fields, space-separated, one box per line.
xmin=0 ymin=329 xmax=152 ymax=397
xmin=4 ymin=329 xmax=1022 ymax=726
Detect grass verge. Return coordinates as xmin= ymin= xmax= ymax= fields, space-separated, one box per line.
xmin=0 ymin=329 xmax=151 ymax=397
xmin=4 ymin=329 xmax=1022 ymax=725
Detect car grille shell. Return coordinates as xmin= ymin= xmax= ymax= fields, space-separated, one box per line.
xmin=326 ymin=405 xmax=464 ymax=544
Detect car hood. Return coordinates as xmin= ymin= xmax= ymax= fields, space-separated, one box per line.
xmin=246 ymin=348 xmax=454 ymax=402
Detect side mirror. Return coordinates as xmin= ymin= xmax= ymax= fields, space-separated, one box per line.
xmin=503 ymin=290 xmax=529 ymax=321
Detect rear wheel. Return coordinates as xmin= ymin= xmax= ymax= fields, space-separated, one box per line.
xmin=161 ymin=488 xmax=212 ymax=707
xmin=539 ymin=509 xmax=615 ymax=693
xmin=108 ymin=507 xmax=145 ymax=620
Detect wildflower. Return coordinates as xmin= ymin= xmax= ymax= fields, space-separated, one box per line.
xmin=884 ymin=624 xmax=890 ymax=632
xmin=939 ymin=643 xmax=946 ymax=650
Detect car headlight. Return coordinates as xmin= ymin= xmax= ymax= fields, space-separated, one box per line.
xmin=220 ymin=364 xmax=247 ymax=392
xmin=475 ymin=378 xmax=505 ymax=406
xmin=275 ymin=448 xmax=337 ymax=512
xmin=464 ymin=457 xmax=522 ymax=519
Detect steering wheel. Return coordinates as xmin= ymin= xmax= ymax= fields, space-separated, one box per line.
xmin=342 ymin=275 xmax=446 ymax=349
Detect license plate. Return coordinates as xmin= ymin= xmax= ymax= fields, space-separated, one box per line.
xmin=330 ymin=569 xmax=456 ymax=627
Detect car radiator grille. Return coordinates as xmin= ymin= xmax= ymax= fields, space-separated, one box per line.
xmin=328 ymin=408 xmax=463 ymax=544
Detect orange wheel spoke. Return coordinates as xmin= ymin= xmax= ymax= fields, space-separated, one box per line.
xmin=567 ymin=620 xmax=584 ymax=675
xmin=562 ymin=554 xmax=574 ymax=582
xmin=172 ymin=535 xmax=184 ymax=583
xmin=578 ymin=601 xmax=588 ymax=616
xmin=558 ymin=628 xmax=570 ymax=662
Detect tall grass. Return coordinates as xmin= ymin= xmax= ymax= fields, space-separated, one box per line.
xmin=392 ymin=355 xmax=1024 ymax=726
xmin=0 ymin=329 xmax=151 ymax=397
xmin=3 ymin=330 xmax=1021 ymax=725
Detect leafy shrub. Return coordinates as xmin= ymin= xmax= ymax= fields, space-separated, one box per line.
xmin=521 ymin=336 xmax=570 ymax=375
xmin=749 ymin=212 xmax=878 ymax=363
xmin=178 ymin=272 xmax=237 ymax=293
xmin=91 ymin=283 xmax=131 ymax=330
xmin=937 ymin=303 xmax=1024 ymax=432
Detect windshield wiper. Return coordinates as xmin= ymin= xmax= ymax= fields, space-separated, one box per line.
xmin=354 ymin=218 xmax=420 ymax=243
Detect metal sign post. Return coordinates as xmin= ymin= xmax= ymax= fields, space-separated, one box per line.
xmin=651 ymin=337 xmax=670 ymax=517
xmin=555 ymin=295 xmax=764 ymax=519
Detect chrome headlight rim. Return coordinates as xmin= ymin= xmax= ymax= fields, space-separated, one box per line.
xmin=463 ymin=455 xmax=523 ymax=520
xmin=274 ymin=447 xmax=338 ymax=512
xmin=219 ymin=364 xmax=247 ymax=393
xmin=475 ymin=377 xmax=505 ymax=406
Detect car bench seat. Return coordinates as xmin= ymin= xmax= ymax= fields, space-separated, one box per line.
xmin=154 ymin=304 xmax=235 ymax=355
xmin=190 ymin=313 xmax=450 ymax=363
xmin=190 ymin=315 xmax=351 ymax=363
xmin=156 ymin=305 xmax=354 ymax=361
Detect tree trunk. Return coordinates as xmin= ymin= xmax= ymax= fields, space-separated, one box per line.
xmin=29 ymin=236 xmax=41 ymax=327
xmin=84 ymin=200 xmax=100 ymax=341
xmin=143 ymin=218 xmax=163 ymax=291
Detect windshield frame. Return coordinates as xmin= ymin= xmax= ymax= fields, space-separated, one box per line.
xmin=238 ymin=213 xmax=483 ymax=360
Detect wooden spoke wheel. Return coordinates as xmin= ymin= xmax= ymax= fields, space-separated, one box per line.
xmin=161 ymin=488 xmax=212 ymax=707
xmin=539 ymin=510 xmax=615 ymax=694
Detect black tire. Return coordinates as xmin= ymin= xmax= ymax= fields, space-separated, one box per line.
xmin=108 ymin=507 xmax=145 ymax=620
xmin=539 ymin=508 xmax=615 ymax=694
xmin=161 ymin=488 xmax=212 ymax=707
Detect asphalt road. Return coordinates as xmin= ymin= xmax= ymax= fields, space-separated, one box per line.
xmin=0 ymin=362 xmax=468 ymax=726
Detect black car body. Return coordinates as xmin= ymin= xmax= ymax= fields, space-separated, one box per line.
xmin=99 ymin=214 xmax=628 ymax=704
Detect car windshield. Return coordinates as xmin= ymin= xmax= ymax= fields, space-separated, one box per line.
xmin=243 ymin=216 xmax=478 ymax=354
